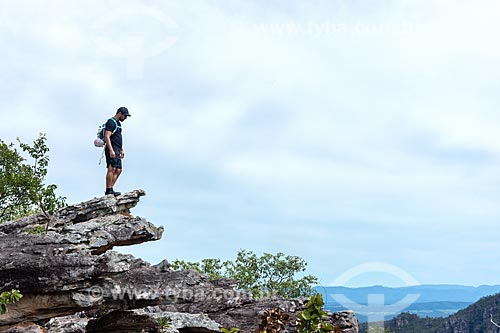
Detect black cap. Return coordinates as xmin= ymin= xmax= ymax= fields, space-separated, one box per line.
xmin=117 ymin=107 xmax=131 ymax=117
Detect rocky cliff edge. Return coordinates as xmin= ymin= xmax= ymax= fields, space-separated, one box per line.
xmin=0 ymin=190 xmax=358 ymax=333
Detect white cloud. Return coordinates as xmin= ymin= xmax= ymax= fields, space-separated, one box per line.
xmin=1 ymin=0 xmax=500 ymax=286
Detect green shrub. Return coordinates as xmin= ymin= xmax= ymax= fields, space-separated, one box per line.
xmin=157 ymin=316 xmax=171 ymax=331
xmin=297 ymin=293 xmax=334 ymax=333
xmin=0 ymin=289 xmax=23 ymax=314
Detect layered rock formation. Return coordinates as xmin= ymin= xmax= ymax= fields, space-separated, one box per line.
xmin=0 ymin=190 xmax=358 ymax=333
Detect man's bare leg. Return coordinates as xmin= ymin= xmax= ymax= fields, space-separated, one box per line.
xmin=105 ymin=167 xmax=122 ymax=195
xmin=111 ymin=168 xmax=122 ymax=188
xmin=106 ymin=166 xmax=115 ymax=189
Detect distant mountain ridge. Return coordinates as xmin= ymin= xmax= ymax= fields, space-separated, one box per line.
xmin=315 ymin=284 xmax=500 ymax=322
xmin=368 ymin=292 xmax=500 ymax=333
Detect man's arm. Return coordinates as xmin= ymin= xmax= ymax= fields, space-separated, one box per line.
xmin=105 ymin=130 xmax=116 ymax=159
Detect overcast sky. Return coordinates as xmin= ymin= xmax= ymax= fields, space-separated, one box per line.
xmin=1 ymin=0 xmax=500 ymax=287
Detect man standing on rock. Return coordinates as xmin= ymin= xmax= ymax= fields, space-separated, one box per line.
xmin=104 ymin=106 xmax=131 ymax=196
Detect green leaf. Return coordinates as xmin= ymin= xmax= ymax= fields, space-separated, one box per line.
xmin=323 ymin=323 xmax=334 ymax=331
xmin=0 ymin=303 xmax=7 ymax=314
xmin=301 ymin=312 xmax=311 ymax=320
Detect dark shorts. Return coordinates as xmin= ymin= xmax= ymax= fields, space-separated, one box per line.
xmin=105 ymin=147 xmax=122 ymax=169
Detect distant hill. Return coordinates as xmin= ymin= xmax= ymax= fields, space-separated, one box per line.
xmin=315 ymin=285 xmax=500 ymax=322
xmin=358 ymin=292 xmax=500 ymax=333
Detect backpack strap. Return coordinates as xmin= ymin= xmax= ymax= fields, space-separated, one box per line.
xmin=109 ymin=118 xmax=119 ymax=133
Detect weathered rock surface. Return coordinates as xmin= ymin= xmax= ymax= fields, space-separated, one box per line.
xmin=160 ymin=297 xmax=302 ymax=332
xmin=45 ymin=313 xmax=88 ymax=333
xmin=86 ymin=308 xmax=221 ymax=333
xmin=0 ymin=190 xmax=359 ymax=333
xmin=0 ymin=322 xmax=48 ymax=333
xmin=0 ymin=191 xmax=167 ymax=325
xmin=331 ymin=310 xmax=358 ymax=333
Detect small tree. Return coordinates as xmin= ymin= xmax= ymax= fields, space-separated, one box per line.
xmin=0 ymin=133 xmax=66 ymax=223
xmin=172 ymin=250 xmax=318 ymax=298
xmin=225 ymin=250 xmax=318 ymax=298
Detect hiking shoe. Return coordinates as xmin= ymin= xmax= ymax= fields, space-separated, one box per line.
xmin=112 ymin=191 xmax=121 ymax=197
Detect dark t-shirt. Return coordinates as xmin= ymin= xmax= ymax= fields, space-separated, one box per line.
xmin=105 ymin=118 xmax=122 ymax=149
